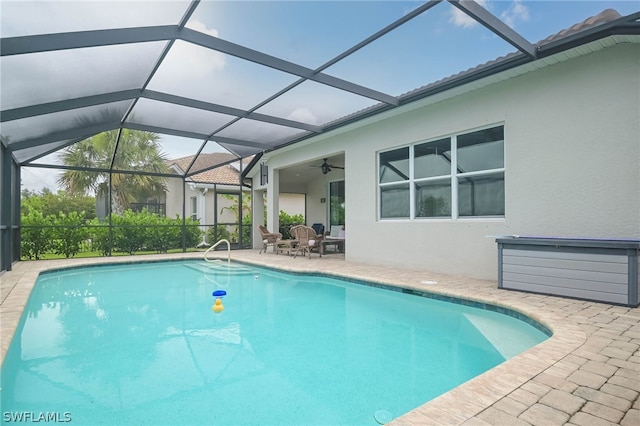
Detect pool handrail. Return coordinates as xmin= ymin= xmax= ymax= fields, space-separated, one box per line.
xmin=204 ymin=239 xmax=231 ymax=263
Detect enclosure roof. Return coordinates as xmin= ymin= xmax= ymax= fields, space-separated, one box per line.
xmin=1 ymin=1 xmax=639 ymax=179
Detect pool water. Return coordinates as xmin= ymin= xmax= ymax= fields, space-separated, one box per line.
xmin=1 ymin=261 xmax=549 ymax=425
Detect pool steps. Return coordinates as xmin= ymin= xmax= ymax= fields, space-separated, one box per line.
xmin=204 ymin=239 xmax=231 ymax=263
xmin=184 ymin=262 xmax=255 ymax=276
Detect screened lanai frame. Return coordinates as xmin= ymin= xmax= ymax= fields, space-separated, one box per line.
xmin=1 ymin=0 xmax=639 ymax=271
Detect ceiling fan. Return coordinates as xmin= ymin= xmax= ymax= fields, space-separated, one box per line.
xmin=312 ymin=158 xmax=344 ymax=174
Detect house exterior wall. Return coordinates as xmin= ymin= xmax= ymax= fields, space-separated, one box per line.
xmin=165 ymin=178 xmax=244 ymax=225
xmin=279 ymin=193 xmax=306 ymax=217
xmin=164 ymin=177 xmax=191 ymax=219
xmin=250 ymin=43 xmax=640 ymax=280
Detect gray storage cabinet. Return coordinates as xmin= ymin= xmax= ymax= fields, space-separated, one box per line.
xmin=497 ymin=237 xmax=639 ymax=307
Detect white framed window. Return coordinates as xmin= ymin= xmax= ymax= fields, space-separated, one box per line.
xmin=379 ymin=125 xmax=504 ymax=220
xmin=190 ymin=196 xmax=198 ymax=221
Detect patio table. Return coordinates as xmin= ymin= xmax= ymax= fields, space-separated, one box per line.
xmin=276 ymin=239 xmax=298 ymax=256
xmin=322 ymin=236 xmax=345 ymax=254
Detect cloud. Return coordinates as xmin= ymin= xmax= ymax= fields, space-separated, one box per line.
xmin=449 ymin=0 xmax=529 ymax=30
xmin=146 ymin=19 xmax=226 ymax=96
xmin=163 ymin=20 xmax=226 ymax=76
xmin=449 ymin=0 xmax=489 ymax=29
xmin=21 ymin=166 xmax=60 ymax=192
xmin=0 ymin=1 xmax=191 ymax=37
xmin=286 ymin=108 xmax=318 ymax=125
xmin=185 ymin=19 xmax=221 ymax=39
xmin=500 ymin=0 xmax=530 ymax=28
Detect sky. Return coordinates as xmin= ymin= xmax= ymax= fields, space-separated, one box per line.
xmin=2 ymin=0 xmax=638 ymax=192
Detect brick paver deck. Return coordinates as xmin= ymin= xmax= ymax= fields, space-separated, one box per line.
xmin=1 ymin=250 xmax=638 ymax=425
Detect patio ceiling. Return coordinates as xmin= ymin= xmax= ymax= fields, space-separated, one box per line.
xmin=1 ymin=1 xmax=639 ymax=180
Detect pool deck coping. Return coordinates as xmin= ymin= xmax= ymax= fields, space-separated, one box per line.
xmin=1 ymin=250 xmax=638 ymax=425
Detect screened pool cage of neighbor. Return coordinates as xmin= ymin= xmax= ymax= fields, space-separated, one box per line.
xmin=1 ymin=0 xmax=639 ymax=271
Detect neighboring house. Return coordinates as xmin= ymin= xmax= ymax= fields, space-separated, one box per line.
xmin=165 ymin=152 xmax=251 ymax=245
xmin=95 ymin=193 xmax=166 ymax=220
xmin=165 ymin=152 xmax=305 ymax=245
xmin=246 ymin=9 xmax=640 ymax=280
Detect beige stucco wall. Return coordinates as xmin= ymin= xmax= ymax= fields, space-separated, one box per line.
xmin=250 ymin=42 xmax=640 ymax=280
xmin=165 ymin=178 xmax=248 ymax=227
xmin=164 ymin=176 xmax=191 ymax=219
xmin=279 ymin=193 xmax=306 ymax=217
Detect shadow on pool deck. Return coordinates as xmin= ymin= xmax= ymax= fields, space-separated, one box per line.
xmin=1 ymin=249 xmax=638 ymax=425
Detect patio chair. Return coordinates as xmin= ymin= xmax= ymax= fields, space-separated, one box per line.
xmin=311 ymin=223 xmax=325 ymax=235
xmin=292 ymin=225 xmax=323 ymax=259
xmin=257 ymin=225 xmax=282 ymax=254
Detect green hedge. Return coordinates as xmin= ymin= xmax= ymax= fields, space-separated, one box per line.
xmin=21 ymin=210 xmax=55 ymax=259
xmin=21 ymin=209 xmax=202 ymax=259
xmin=90 ymin=210 xmax=202 ymax=255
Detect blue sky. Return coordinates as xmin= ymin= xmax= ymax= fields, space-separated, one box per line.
xmin=6 ymin=0 xmax=638 ymax=191
xmin=180 ymin=0 xmax=640 ymax=124
xmin=187 ymin=1 xmax=639 ymax=68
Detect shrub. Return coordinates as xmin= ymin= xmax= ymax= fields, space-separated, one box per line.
xmin=278 ymin=211 xmax=304 ymax=240
xmin=241 ymin=214 xmax=252 ymax=248
xmin=207 ymin=225 xmax=234 ymax=245
xmin=205 ymin=219 xmax=251 ymax=247
xmin=88 ymin=218 xmax=111 ymax=256
xmin=145 ymin=214 xmax=201 ymax=253
xmin=21 ymin=211 xmax=54 ymax=259
xmin=52 ymin=211 xmax=89 ymax=258
xmin=183 ymin=218 xmax=202 ymax=249
xmin=112 ymin=210 xmax=147 ymax=254
xmin=22 ymin=209 xmax=205 ymax=258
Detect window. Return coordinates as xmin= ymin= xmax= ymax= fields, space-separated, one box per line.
xmin=379 ymin=147 xmax=410 ymax=218
xmin=378 ymin=125 xmax=504 ymax=219
xmin=329 ymin=180 xmax=345 ymax=227
xmin=190 ymin=196 xmax=197 ymax=221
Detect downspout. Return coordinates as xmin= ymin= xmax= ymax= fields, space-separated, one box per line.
xmin=238 ymin=158 xmax=243 ymax=248
xmin=213 ymin=184 xmax=218 ymax=242
xmin=181 ymin=175 xmax=186 ymax=252
xmin=107 ymin=172 xmax=113 ymax=256
xmin=199 ymin=188 xmax=208 ymax=247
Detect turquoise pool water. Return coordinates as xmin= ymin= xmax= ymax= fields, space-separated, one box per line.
xmin=1 ymin=260 xmax=549 ymax=425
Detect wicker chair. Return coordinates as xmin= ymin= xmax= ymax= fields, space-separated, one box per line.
xmin=292 ymin=225 xmax=323 ymax=258
xmin=257 ymin=225 xmax=282 ymax=254
xmin=276 ymin=225 xmax=300 ymax=256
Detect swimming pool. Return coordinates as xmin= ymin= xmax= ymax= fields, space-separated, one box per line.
xmin=1 ymin=260 xmax=549 ymax=425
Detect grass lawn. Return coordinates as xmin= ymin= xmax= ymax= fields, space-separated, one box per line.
xmin=26 ymin=247 xmax=205 ymax=261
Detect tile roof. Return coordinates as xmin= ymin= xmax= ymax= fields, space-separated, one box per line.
xmin=537 ymin=9 xmax=622 ymax=45
xmin=168 ymin=152 xmax=252 ymax=185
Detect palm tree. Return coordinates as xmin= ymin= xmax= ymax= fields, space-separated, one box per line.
xmin=58 ymin=128 xmax=169 ymax=215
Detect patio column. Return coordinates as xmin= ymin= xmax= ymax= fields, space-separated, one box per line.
xmin=266 ymin=167 xmax=279 ymax=242
xmin=0 ymin=144 xmax=15 ymax=271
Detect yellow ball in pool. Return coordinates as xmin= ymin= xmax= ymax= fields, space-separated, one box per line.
xmin=212 ymin=298 xmax=224 ymax=313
